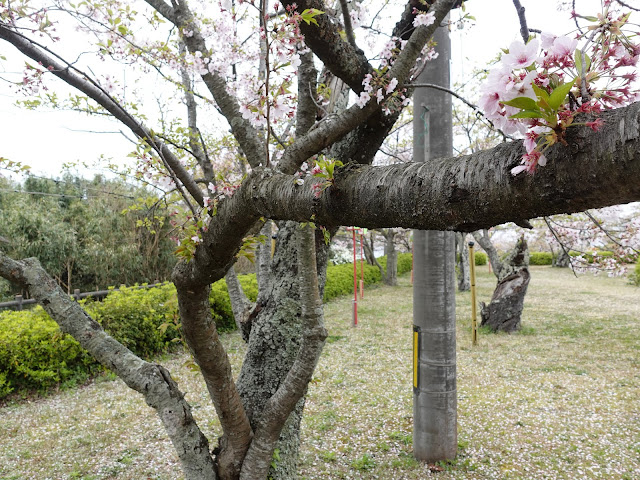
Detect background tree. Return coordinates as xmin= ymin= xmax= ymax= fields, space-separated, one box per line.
xmin=0 ymin=174 xmax=176 ymax=298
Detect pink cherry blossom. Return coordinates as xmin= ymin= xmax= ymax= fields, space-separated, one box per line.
xmin=355 ymin=91 xmax=370 ymax=108
xmin=386 ymin=77 xmax=398 ymax=94
xmin=501 ymin=39 xmax=540 ymax=69
xmin=550 ymin=36 xmax=578 ymax=60
xmin=413 ymin=12 xmax=435 ymax=28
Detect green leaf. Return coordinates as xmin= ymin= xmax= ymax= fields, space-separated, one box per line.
xmin=532 ymin=83 xmax=550 ymax=102
xmin=548 ymin=78 xmax=576 ymax=110
xmin=502 ymin=96 xmax=538 ymax=110
xmin=509 ymin=110 xmax=547 ymax=119
xmin=574 ymin=49 xmax=591 ymax=74
xmin=300 ymin=8 xmax=325 ymax=26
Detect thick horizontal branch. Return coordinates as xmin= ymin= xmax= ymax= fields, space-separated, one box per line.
xmin=260 ymin=102 xmax=640 ymax=231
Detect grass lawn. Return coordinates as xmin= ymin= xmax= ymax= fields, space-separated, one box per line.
xmin=1 ymin=266 xmax=638 ymax=479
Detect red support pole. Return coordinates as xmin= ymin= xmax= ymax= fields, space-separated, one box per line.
xmin=351 ymin=228 xmax=358 ymax=327
xmin=359 ymin=230 xmax=364 ymax=299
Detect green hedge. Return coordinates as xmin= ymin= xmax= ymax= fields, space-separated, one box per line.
xmin=530 ymin=252 xmax=553 ymax=265
xmin=209 ymin=275 xmax=258 ymax=332
xmin=86 ymin=283 xmax=181 ymax=358
xmin=0 ymin=253 xmax=413 ymax=398
xmin=569 ymin=250 xmax=614 ymax=263
xmin=0 ymin=307 xmax=95 ymax=398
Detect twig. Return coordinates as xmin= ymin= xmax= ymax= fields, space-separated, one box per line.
xmin=573 ymin=0 xmax=585 ymax=34
xmin=338 ymin=0 xmax=358 ymax=49
xmin=543 ymin=216 xmax=578 ymax=277
xmin=585 ymin=210 xmax=640 ymax=255
xmin=614 ymin=0 xmax=640 ymax=11
xmin=407 ymin=82 xmax=514 ymax=141
xmin=512 ymin=0 xmax=530 ymax=43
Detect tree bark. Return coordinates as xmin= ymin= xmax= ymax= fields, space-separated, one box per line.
xmin=480 ymin=236 xmax=530 ymax=333
xmin=383 ymin=229 xmax=398 ymax=286
xmin=456 ymin=232 xmax=470 ymax=291
xmin=234 ymin=222 xmax=330 ymax=479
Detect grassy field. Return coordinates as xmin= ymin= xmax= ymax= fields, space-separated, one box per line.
xmin=0 ymin=266 xmax=639 ymax=479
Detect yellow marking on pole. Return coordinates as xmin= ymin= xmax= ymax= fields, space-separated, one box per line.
xmin=413 ymin=329 xmax=419 ymax=389
xmin=469 ymin=242 xmax=478 ymax=346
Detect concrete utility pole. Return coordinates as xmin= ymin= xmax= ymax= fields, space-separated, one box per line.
xmin=412 ymin=20 xmax=457 ymax=462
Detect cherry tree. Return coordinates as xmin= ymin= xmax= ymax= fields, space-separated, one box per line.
xmin=1 ymin=1 xmax=640 ymax=479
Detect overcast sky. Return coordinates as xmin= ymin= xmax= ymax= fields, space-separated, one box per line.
xmin=0 ymin=0 xmax=607 ymax=179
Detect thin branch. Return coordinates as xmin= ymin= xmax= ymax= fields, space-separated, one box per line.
xmin=512 ymin=0 xmax=530 ymax=43
xmin=149 ymin=0 xmax=266 ymax=169
xmin=544 ymin=216 xmax=578 ymax=277
xmin=615 ymin=0 xmax=640 ymax=11
xmin=585 ymin=210 xmax=640 ymax=255
xmin=572 ymin=0 xmax=585 ymax=34
xmin=0 ymin=22 xmax=204 ymax=209
xmin=338 ymin=0 xmax=358 ymax=49
xmin=408 ymin=82 xmax=513 ymax=141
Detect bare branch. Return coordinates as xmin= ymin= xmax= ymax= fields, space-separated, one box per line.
xmin=512 ymin=0 xmax=530 ymax=43
xmin=0 ymin=22 xmax=204 ymax=208
xmin=338 ymin=0 xmax=358 ymax=49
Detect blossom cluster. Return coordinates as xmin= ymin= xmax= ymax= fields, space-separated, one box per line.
xmin=354 ymin=9 xmax=436 ymax=114
xmin=238 ymin=4 xmax=317 ymax=129
xmin=480 ymin=3 xmax=639 ymax=175
xmin=293 ymin=157 xmax=343 ymax=198
xmin=537 ymin=206 xmax=640 ymax=277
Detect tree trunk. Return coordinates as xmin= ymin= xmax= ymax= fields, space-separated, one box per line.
xmin=553 ymin=249 xmax=571 ymax=268
xmin=472 ymin=229 xmax=506 ymax=280
xmin=383 ymin=229 xmax=398 ymax=286
xmin=456 ymin=232 xmax=470 ymax=291
xmin=412 ymin=20 xmax=457 ymax=463
xmin=480 ymin=236 xmax=530 ymax=333
xmin=362 ymin=232 xmax=376 ymax=265
xmin=235 ymin=221 xmax=329 ymax=479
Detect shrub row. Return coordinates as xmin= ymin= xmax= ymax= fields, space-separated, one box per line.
xmin=529 ymin=250 xmax=620 ymax=266
xmin=0 ymin=254 xmax=411 ymax=398
xmin=530 ymin=252 xmax=554 ymax=265
xmin=323 ymin=253 xmax=412 ymax=301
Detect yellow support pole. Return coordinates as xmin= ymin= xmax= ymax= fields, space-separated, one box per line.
xmin=468 ymin=241 xmax=478 ymax=346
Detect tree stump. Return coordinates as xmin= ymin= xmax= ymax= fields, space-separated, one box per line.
xmin=480 ymin=236 xmax=530 ymax=333
xmin=480 ymin=268 xmax=530 ymax=332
